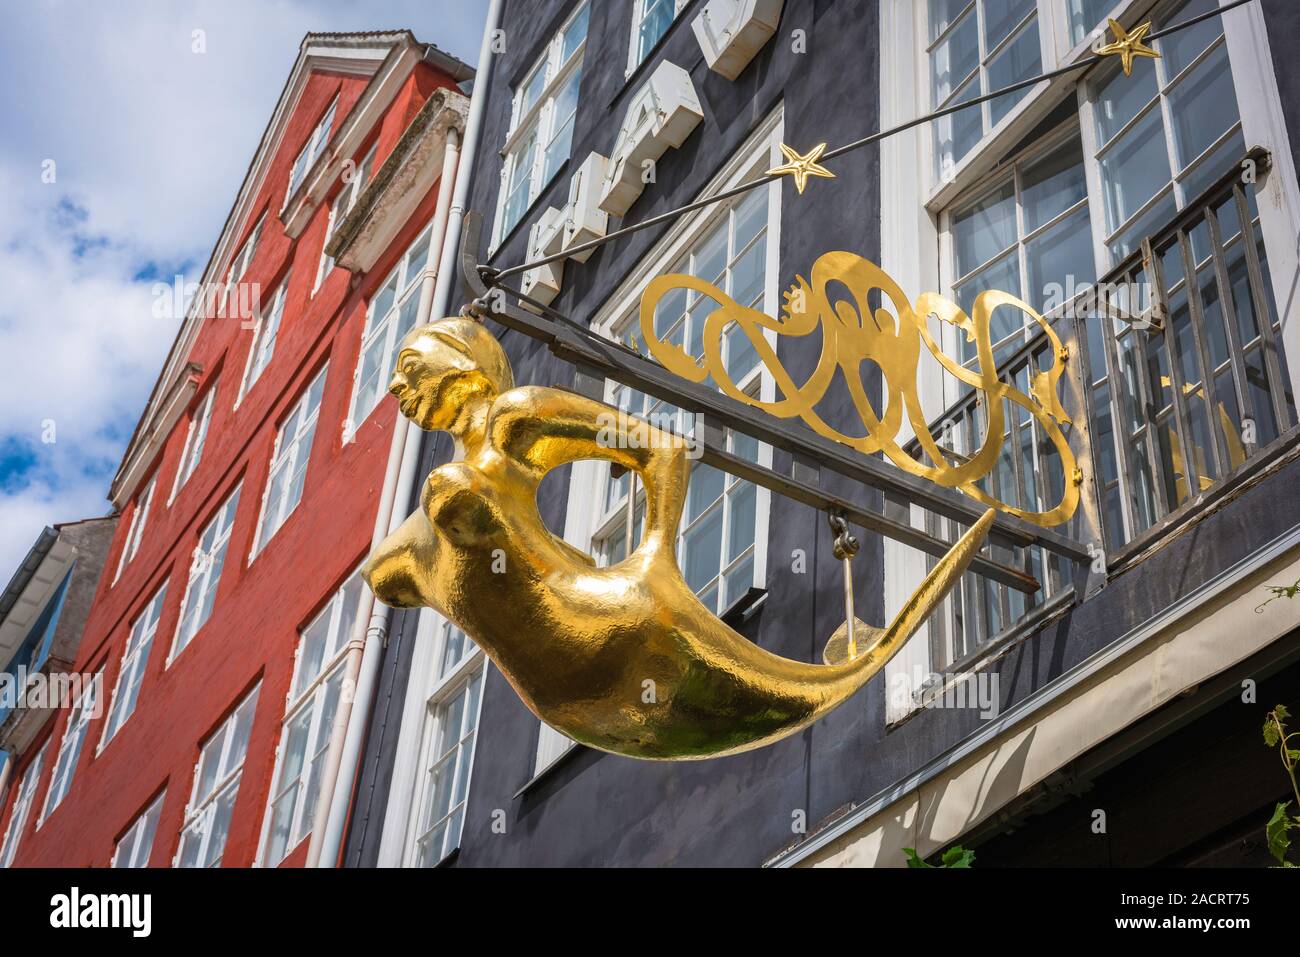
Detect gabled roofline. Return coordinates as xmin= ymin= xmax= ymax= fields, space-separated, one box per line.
xmin=108 ymin=30 xmax=471 ymax=508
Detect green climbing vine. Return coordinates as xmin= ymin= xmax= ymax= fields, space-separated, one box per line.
xmin=1263 ymin=705 xmax=1300 ymax=867
xmin=904 ymin=845 xmax=975 ymax=868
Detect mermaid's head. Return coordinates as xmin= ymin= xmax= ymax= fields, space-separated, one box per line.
xmin=388 ymin=318 xmax=514 ymax=434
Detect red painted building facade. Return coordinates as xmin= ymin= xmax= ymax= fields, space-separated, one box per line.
xmin=0 ymin=31 xmax=471 ymax=868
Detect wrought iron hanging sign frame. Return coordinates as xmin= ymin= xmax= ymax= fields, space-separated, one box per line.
xmin=360 ymin=3 xmax=1261 ymax=761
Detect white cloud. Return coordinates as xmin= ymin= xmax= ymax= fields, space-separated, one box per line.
xmin=0 ymin=0 xmax=487 ymax=580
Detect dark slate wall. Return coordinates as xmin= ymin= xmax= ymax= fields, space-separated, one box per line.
xmin=345 ymin=0 xmax=892 ymax=867
xmin=448 ymin=0 xmax=887 ymax=867
xmin=347 ymin=0 xmax=1300 ymax=868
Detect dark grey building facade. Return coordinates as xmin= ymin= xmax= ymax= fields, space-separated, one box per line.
xmin=346 ymin=0 xmax=1300 ymax=867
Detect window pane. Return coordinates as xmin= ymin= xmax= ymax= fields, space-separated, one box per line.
xmin=933 ymin=76 xmax=983 ymax=178
xmin=1181 ymin=130 xmax=1244 ymax=201
xmin=561 ymin=3 xmax=590 ymax=62
xmin=1108 ymin=191 xmax=1176 ymax=261
xmin=730 ymin=237 xmax=766 ymax=310
xmin=986 ymin=18 xmax=1041 ymax=128
xmin=1167 ymin=46 xmax=1237 ymax=174
xmin=930 ymin=10 xmax=978 ymax=107
xmin=1066 ymin=0 xmax=1117 ymax=46
xmin=1021 ymin=137 xmax=1087 ymax=232
xmin=727 ymin=483 xmax=757 ymax=564
xmin=929 ymin=0 xmax=974 ymax=43
xmin=502 ymin=134 xmax=538 ymax=234
xmin=637 ymin=0 xmax=675 ymax=63
xmin=1094 ymin=62 xmax=1158 ymax=145
xmin=953 ymin=181 xmax=1016 ymax=278
xmin=687 ymin=464 xmax=725 ymax=521
xmin=1099 ymin=109 xmax=1171 ymax=236
xmin=984 ymin=0 xmax=1034 ymax=49
xmin=955 ymin=250 xmax=1021 ymax=346
xmin=1026 ymin=206 xmax=1096 ymax=312
xmin=734 ymin=187 xmax=767 ymax=249
xmin=519 ymin=63 xmax=546 ymax=118
xmin=543 ymin=65 xmax=582 ymax=182
xmin=373 ymin=274 xmax=398 ymax=323
xmin=1157 ymin=0 xmax=1222 ymax=78
xmin=682 ymin=507 xmax=724 ymax=594
xmin=692 ymin=223 xmax=728 ymax=283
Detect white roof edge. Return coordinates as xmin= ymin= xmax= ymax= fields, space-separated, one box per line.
xmin=107 ymin=31 xmax=422 ymax=506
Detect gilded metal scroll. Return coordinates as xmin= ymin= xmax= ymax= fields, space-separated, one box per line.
xmin=639 ymin=251 xmax=1080 ymax=526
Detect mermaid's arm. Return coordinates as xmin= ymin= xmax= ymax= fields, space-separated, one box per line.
xmin=487 ymin=386 xmax=691 ymax=545
xmin=363 ymin=510 xmax=438 ymax=609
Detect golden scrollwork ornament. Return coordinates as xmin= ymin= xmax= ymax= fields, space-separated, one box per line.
xmin=639 ymin=251 xmax=1080 ymax=527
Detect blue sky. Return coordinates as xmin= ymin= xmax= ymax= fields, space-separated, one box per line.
xmin=0 ymin=0 xmax=489 ymax=577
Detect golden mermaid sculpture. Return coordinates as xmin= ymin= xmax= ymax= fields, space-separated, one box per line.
xmin=363 ymin=317 xmax=994 ymax=760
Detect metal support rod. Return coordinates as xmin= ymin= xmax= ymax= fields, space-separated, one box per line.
xmin=462 ymin=213 xmax=1086 ymax=570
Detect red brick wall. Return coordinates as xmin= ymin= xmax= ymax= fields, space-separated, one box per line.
xmin=2 ymin=55 xmax=463 ymax=868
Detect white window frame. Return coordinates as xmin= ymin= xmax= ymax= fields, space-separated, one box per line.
xmin=169 ymin=382 xmax=217 ymax=504
xmin=627 ymin=0 xmax=690 ymax=76
xmin=491 ymin=1 xmax=590 ymax=249
xmin=219 ymin=212 xmax=265 ymax=317
xmin=256 ymin=567 xmax=365 ymax=866
xmin=99 ymin=581 xmax=168 ymax=751
xmin=926 ymin=0 xmax=1050 ymax=185
xmin=315 ymin=144 xmax=377 ymax=294
xmin=285 ymin=96 xmax=338 ymax=206
xmin=346 ymin=224 xmax=436 ymax=438
xmin=174 ymin=685 xmax=259 ymax=868
xmin=112 ymin=474 xmax=155 ymax=585
xmin=377 ymin=612 xmax=485 ymax=867
xmin=880 ymin=0 xmax=1300 ymax=719
xmin=1076 ymin=0 xmax=1245 ymax=267
xmin=38 ymin=668 xmax=102 ymax=823
xmin=937 ymin=122 xmax=1095 ymax=371
xmin=0 ymin=741 xmax=48 ymax=868
xmin=534 ymin=722 xmax=575 ymax=777
xmin=251 ymin=364 xmax=327 ymax=558
xmin=169 ymin=484 xmax=241 ymax=664
xmin=112 ymin=792 xmax=165 ymax=868
xmin=567 ymin=106 xmax=783 ymax=596
xmin=238 ymin=271 xmax=291 ymax=403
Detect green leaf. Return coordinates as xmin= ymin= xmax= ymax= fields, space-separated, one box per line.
xmin=903 ymin=847 xmax=934 ymax=869
xmin=941 ymin=846 xmax=976 ymax=868
xmin=1267 ymin=802 xmax=1293 ymax=864
xmin=1264 ymin=719 xmax=1280 ymax=747
xmin=1277 ymin=704 xmax=1291 ymax=721
xmin=1288 ymin=749 xmax=1300 ymax=762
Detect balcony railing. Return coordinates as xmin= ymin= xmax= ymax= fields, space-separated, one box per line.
xmin=913 ymin=149 xmax=1297 ymax=673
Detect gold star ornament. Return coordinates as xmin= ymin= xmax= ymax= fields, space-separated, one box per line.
xmin=767 ymin=142 xmax=836 ymax=194
xmin=1096 ymin=18 xmax=1160 ymax=76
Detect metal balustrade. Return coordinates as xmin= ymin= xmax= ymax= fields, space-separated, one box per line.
xmin=914 ymin=149 xmax=1297 ymax=672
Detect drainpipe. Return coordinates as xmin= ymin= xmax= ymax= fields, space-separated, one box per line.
xmin=0 ymin=754 xmax=12 ymax=824
xmin=304 ymin=131 xmax=458 ymax=869
xmin=311 ymin=0 xmax=502 ymax=867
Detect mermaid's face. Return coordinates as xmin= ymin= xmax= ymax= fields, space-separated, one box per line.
xmin=388 ymin=330 xmax=482 ymax=432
